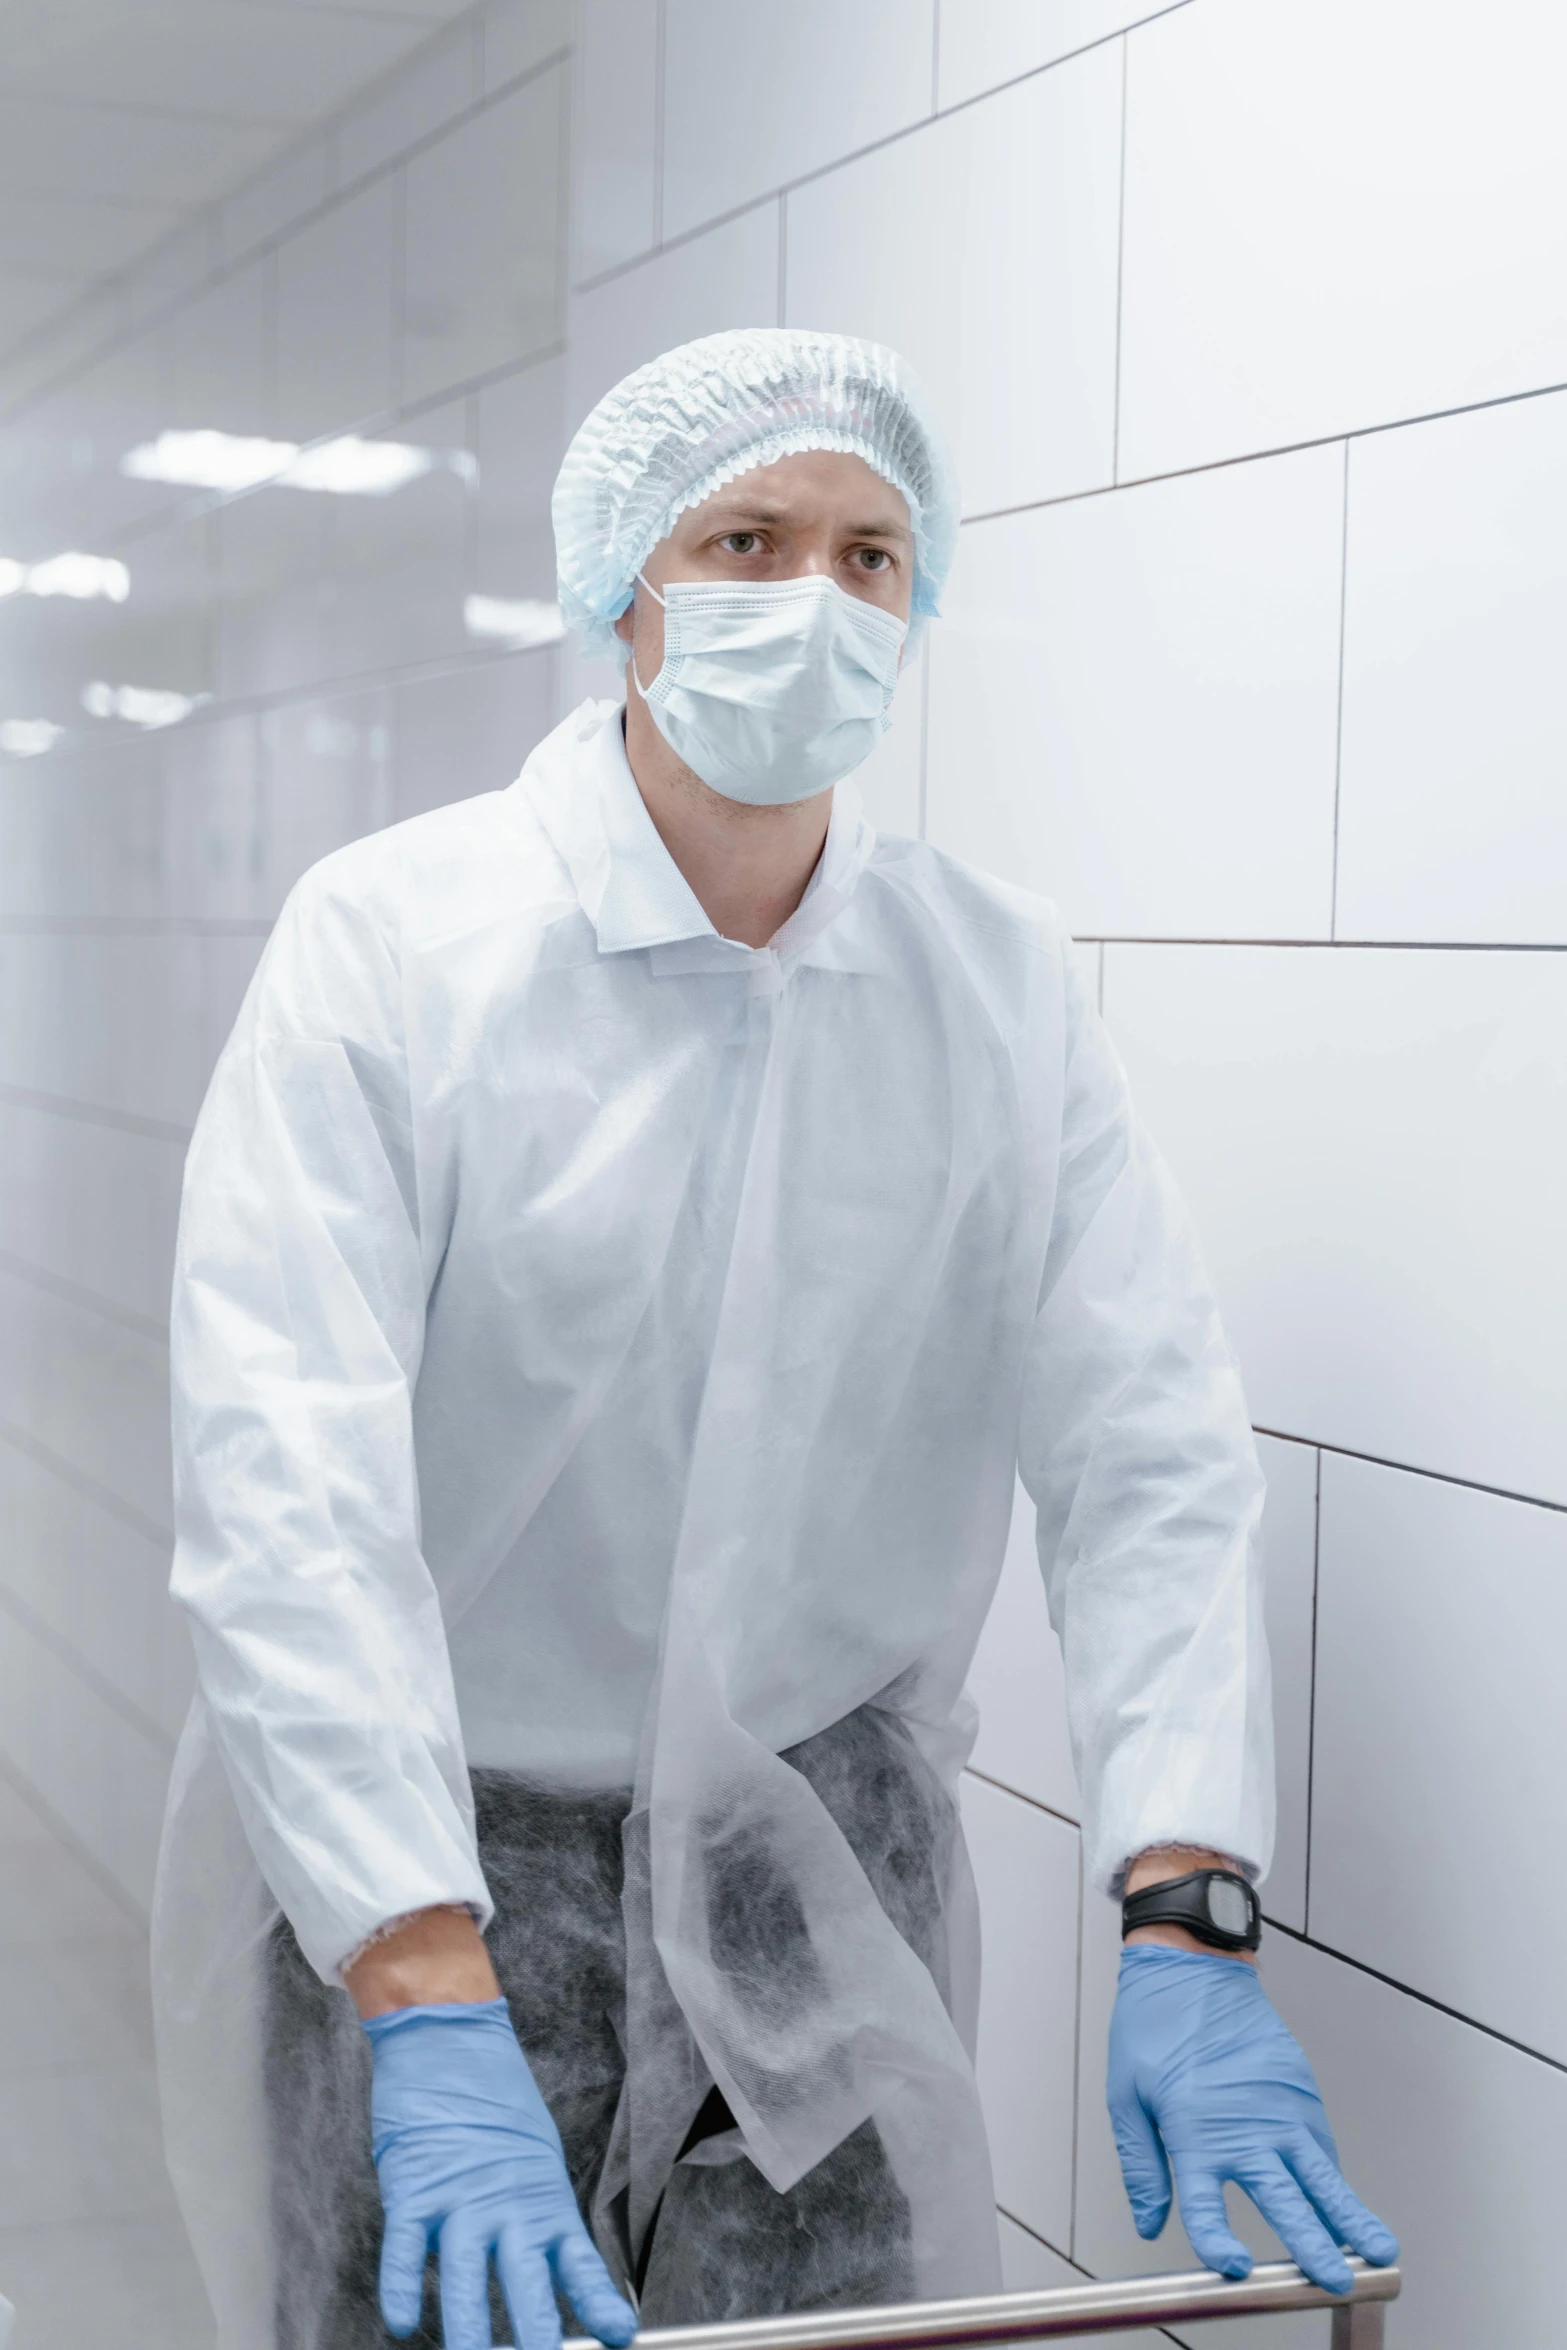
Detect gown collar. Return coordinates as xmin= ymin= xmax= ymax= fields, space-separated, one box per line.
xmin=521 ymin=698 xmax=877 ymax=971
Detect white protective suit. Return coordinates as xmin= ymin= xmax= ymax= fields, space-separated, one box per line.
xmin=154 ymin=696 xmax=1271 ymax=2348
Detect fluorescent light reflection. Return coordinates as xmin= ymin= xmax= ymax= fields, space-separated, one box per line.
xmin=83 ymin=680 xmax=207 ymax=730
xmin=122 ymin=427 xmax=476 ymax=498
xmin=0 ymin=720 xmax=64 ymax=757
xmin=464 ymin=595 xmax=565 ymax=650
xmin=0 ymin=552 xmax=130 ymax=602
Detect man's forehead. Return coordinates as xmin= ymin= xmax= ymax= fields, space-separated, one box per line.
xmin=687 ymin=454 xmax=912 ymax=535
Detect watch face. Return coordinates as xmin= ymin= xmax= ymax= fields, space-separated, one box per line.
xmin=1206 ymin=1877 xmax=1252 ymax=1938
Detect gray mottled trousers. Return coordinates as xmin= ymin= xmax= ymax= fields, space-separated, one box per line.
xmin=265 ymin=1707 xmax=954 ymax=2349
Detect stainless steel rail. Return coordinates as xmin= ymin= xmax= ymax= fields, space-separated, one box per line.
xmin=634 ymin=2259 xmax=1400 ymax=2350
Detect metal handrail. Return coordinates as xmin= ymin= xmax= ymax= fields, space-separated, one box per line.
xmin=635 ymin=2258 xmax=1400 ymax=2350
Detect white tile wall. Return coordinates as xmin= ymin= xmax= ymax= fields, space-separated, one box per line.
xmin=1118 ymin=0 xmax=1567 ymax=478
xmin=926 ymin=444 xmax=1343 ymax=937
xmin=564 ymin=199 xmax=780 ymax=434
xmin=1311 ymin=1451 xmax=1567 ymax=2063
xmin=660 ymin=0 xmax=935 ymax=242
xmin=335 ymin=19 xmax=480 ymax=190
xmin=401 ymin=69 xmax=566 ymax=405
xmin=936 ymin=0 xmax=1181 ymax=109
xmin=784 ymin=47 xmax=1122 ymax=520
xmin=1102 ymin=944 xmax=1567 ymax=1507
xmin=1336 ymin=388 xmax=1567 ymax=945
xmin=274 ymin=175 xmax=398 ymax=438
xmin=967 ymin=1482 xmax=1079 ymax=1823
xmin=571 ymin=0 xmax=661 ymax=280
xmin=963 ymin=1775 xmax=1080 ymax=2254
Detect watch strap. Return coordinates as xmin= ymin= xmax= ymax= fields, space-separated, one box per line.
xmin=1121 ymin=1867 xmax=1261 ymax=1952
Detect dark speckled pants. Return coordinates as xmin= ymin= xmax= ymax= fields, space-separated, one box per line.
xmin=265 ymin=1707 xmax=954 ymax=2349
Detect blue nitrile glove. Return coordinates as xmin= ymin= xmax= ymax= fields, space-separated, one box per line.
xmin=1107 ymin=1946 xmax=1399 ymax=2294
xmin=363 ymin=1999 xmax=638 ymax=2350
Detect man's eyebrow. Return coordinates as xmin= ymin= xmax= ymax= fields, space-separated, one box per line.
xmin=701 ymin=499 xmax=913 ymax=539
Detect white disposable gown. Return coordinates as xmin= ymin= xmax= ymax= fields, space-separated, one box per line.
xmin=153 ymin=697 xmax=1271 ymax=2349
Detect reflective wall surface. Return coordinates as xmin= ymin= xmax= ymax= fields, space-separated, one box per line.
xmin=0 ymin=6 xmax=568 ymax=2335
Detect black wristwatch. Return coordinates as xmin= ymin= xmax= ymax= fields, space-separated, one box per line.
xmin=1121 ymin=1867 xmax=1261 ymax=1953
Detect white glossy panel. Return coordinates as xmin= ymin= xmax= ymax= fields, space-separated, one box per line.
xmin=393 ymin=651 xmax=557 ymax=820
xmin=565 ymin=201 xmax=779 ymax=434
xmin=1312 ymin=1452 xmax=1567 ymax=2064
xmin=963 ymin=1774 xmax=1080 ymax=2252
xmin=219 ymin=132 xmax=331 ymax=268
xmin=0 ymin=1441 xmax=191 ymax=1745
xmin=217 ymin=483 xmax=336 ymax=702
xmin=661 ymin=0 xmax=934 ymax=242
xmin=0 ymin=1598 xmax=171 ymax=1912
xmin=335 ymin=20 xmax=478 ymax=189
xmin=1254 ymin=1434 xmax=1314 ymax=1936
xmin=275 ymin=177 xmax=397 ymax=439
xmin=402 ymin=69 xmax=566 ymax=406
xmin=967 ymin=1480 xmax=1079 ymax=1823
xmin=572 ymin=0 xmax=660 ymax=279
xmin=0 ymin=1098 xmax=183 ymax=1330
xmin=0 ymin=1269 xmax=173 ymax=1537
xmin=481 ymin=0 xmax=573 ymax=93
xmin=784 ymin=48 xmax=1121 ymax=519
xmin=258 ymin=687 xmax=394 ymax=912
xmin=937 ymin=0 xmax=1179 ymax=108
xmin=1102 ymin=944 xmax=1567 ymax=1507
xmin=1119 ymin=0 xmax=1567 ymax=478
xmin=927 ymin=445 xmax=1342 ymax=937
xmin=169 ymin=259 xmax=273 ymax=436
xmin=474 ymin=357 xmax=566 ymax=603
xmin=1337 ymin=389 xmax=1567 ymax=946
xmin=331 ymin=404 xmax=472 ymax=678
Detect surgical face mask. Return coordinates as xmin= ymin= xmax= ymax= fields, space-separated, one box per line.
xmin=629 ymin=572 xmax=907 ymax=806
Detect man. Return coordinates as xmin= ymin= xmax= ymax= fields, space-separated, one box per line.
xmin=154 ymin=330 xmax=1396 ymax=2350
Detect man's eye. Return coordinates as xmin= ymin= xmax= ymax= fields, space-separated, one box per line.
xmin=856 ymin=548 xmax=890 ymax=571
xmin=722 ymin=532 xmax=760 ymax=554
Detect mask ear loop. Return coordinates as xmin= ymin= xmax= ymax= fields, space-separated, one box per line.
xmin=628 ymin=571 xmax=666 ymax=702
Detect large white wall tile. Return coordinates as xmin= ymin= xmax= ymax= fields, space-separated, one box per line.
xmin=967 ymin=1481 xmax=1078 ymax=1823
xmin=572 ymin=0 xmax=660 ymax=280
xmin=1337 ymin=389 xmax=1567 ymax=946
xmin=1312 ymin=1453 xmax=1567 ymax=2064
xmin=1101 ymin=944 xmax=1567 ymax=1506
xmin=564 ymin=202 xmax=779 ymax=436
xmin=927 ymin=446 xmax=1342 ymax=937
xmin=997 ymin=2216 xmax=1165 ymax=2349
xmin=401 ymin=70 xmax=566 ymax=407
xmin=169 ymin=260 xmax=273 ymax=436
xmin=481 ymin=0 xmax=572 ymax=94
xmin=661 ymin=0 xmax=934 ymax=242
xmin=335 ymin=20 xmax=479 ymax=190
xmin=0 ymin=1594 xmax=173 ymax=1914
xmin=1119 ymin=0 xmax=1567 ymax=478
xmin=964 ymin=1775 xmax=1080 ymax=2253
xmin=937 ymin=0 xmax=1177 ymax=109
xmin=393 ymin=650 xmax=557 ymax=820
xmin=473 ymin=356 xmax=565 ymax=605
xmin=784 ymin=48 xmax=1121 ymax=519
xmin=275 ymin=178 xmax=397 ymax=439
xmin=258 ymin=687 xmax=394 ymax=912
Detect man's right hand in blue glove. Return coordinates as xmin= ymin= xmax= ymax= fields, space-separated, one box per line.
xmin=348 ymin=1907 xmax=637 ymax=2350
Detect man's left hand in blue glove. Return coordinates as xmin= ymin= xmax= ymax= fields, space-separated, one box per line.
xmin=1108 ymin=1850 xmax=1399 ymax=2294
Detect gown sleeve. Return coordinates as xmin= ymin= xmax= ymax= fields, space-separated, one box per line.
xmin=1017 ymin=946 xmax=1273 ymax=1897
xmin=168 ymin=850 xmax=491 ymax=1982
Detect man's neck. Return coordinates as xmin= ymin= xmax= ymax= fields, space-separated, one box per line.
xmin=621 ymin=696 xmax=832 ymax=950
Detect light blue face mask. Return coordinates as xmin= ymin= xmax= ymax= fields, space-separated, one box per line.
xmin=630 ymin=571 xmax=907 ymax=806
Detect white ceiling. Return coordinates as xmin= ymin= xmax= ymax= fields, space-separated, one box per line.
xmin=0 ymin=0 xmax=477 ymax=358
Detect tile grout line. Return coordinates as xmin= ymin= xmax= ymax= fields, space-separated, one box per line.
xmin=0 ymin=1249 xmax=169 ymax=1347
xmin=0 ymin=1581 xmax=177 ymax=1761
xmin=0 ymin=1752 xmax=150 ymax=1933
xmin=1329 ymin=437 xmax=1351 ymax=939
xmin=0 ymin=1417 xmax=174 ymax=1552
xmin=1265 ymin=1914 xmax=1567 ymax=2076
xmin=1110 ymin=33 xmax=1129 ymax=486
xmin=1303 ymin=1446 xmax=1322 ymax=1937
xmin=1251 ymin=1425 xmax=1567 ymax=1518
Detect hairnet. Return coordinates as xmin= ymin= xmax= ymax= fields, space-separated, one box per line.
xmin=553 ymin=328 xmax=960 ymax=661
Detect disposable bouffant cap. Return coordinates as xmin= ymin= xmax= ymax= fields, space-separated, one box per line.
xmin=552 ymin=327 xmax=960 ymax=661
